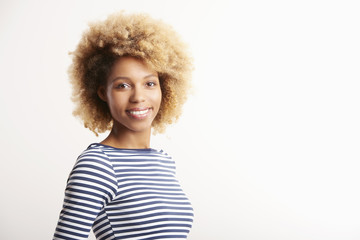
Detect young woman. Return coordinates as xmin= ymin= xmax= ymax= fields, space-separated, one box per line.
xmin=53 ymin=12 xmax=194 ymax=240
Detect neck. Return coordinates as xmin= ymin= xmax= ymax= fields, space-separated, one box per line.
xmin=101 ymin=125 xmax=152 ymax=149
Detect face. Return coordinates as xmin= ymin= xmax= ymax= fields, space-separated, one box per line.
xmin=98 ymin=56 xmax=162 ymax=133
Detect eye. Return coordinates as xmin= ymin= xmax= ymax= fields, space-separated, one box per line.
xmin=146 ymin=81 xmax=157 ymax=87
xmin=115 ymin=83 xmax=130 ymax=89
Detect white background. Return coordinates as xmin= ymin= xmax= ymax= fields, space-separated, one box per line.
xmin=0 ymin=0 xmax=359 ymax=239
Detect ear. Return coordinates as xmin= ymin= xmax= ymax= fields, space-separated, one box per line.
xmin=97 ymin=86 xmax=107 ymax=102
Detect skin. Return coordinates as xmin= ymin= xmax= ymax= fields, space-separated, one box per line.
xmin=97 ymin=56 xmax=162 ymax=149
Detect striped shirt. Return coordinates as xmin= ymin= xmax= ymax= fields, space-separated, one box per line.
xmin=54 ymin=143 xmax=194 ymax=240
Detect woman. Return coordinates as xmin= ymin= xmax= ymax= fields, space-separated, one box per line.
xmin=54 ymin=12 xmax=194 ymax=240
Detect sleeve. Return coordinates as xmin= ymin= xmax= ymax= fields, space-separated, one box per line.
xmin=53 ymin=149 xmax=118 ymax=240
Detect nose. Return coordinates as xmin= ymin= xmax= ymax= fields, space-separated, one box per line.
xmin=129 ymin=86 xmax=145 ymax=103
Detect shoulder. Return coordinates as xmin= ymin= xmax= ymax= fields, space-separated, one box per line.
xmin=73 ymin=143 xmax=114 ymax=173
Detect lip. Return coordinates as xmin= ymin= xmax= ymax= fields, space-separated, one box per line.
xmin=126 ymin=107 xmax=152 ymax=120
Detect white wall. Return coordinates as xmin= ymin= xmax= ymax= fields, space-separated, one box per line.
xmin=0 ymin=0 xmax=359 ymax=239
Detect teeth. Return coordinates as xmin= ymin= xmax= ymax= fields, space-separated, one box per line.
xmin=129 ymin=109 xmax=149 ymax=115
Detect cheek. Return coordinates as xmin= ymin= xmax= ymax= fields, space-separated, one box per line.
xmin=154 ymin=89 xmax=162 ymax=109
xmin=107 ymin=93 xmax=127 ymax=112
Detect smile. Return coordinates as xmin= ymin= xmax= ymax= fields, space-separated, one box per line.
xmin=126 ymin=108 xmax=152 ymax=119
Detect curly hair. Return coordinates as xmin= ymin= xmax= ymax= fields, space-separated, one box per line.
xmin=68 ymin=11 xmax=193 ymax=135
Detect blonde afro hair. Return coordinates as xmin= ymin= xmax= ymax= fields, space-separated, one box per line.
xmin=69 ymin=12 xmax=193 ymax=135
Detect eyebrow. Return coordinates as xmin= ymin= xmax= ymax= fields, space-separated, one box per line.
xmin=111 ymin=74 xmax=158 ymax=83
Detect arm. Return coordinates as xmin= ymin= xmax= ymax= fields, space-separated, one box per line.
xmin=53 ymin=149 xmax=118 ymax=239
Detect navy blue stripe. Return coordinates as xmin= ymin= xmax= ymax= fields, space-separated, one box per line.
xmin=118 ymin=196 xmax=189 ymax=204
xmin=114 ymin=164 xmax=175 ymax=169
xmin=74 ymin=162 xmax=114 ymax=173
xmin=68 ymin=181 xmax=116 ymax=200
xmin=120 ymin=191 xmax=185 ymax=200
xmin=107 ymin=200 xmax=191 ymax=211
xmin=119 ymin=186 xmax=182 ymax=194
xmin=118 ymin=182 xmax=180 ymax=188
xmin=78 ymin=154 xmax=109 ymax=163
xmin=57 ymin=221 xmax=89 ymax=233
xmin=65 ymin=193 xmax=102 ymax=205
xmin=59 ymin=216 xmax=93 ymax=227
xmin=66 ymin=188 xmax=109 ymax=203
xmin=64 ymin=199 xmax=100 ymax=210
xmin=79 ymin=151 xmax=110 ymax=158
xmin=70 ymin=175 xmax=117 ymax=189
xmin=53 ymin=233 xmax=78 ymax=240
xmin=138 ymin=235 xmax=187 ymax=240
xmin=111 ymin=212 xmax=194 ymax=222
xmin=55 ymin=227 xmax=88 ymax=238
xmin=119 ymin=229 xmax=189 ymax=239
xmin=116 ymin=173 xmax=174 ymax=178
xmin=62 ymin=205 xmax=99 ymax=216
xmin=70 ymin=170 xmax=117 ymax=187
xmin=60 ymin=211 xmax=96 ymax=221
xmin=114 ymin=223 xmax=192 ymax=234
xmin=115 ymin=168 xmax=175 ymax=174
xmin=117 ymin=177 xmax=178 ymax=183
xmin=69 ymin=176 xmax=117 ymax=193
xmin=108 ymin=206 xmax=193 ymax=216
xmin=112 ymin=217 xmax=193 ymax=228
xmin=112 ymin=158 xmax=173 ymax=164
xmin=72 ymin=165 xmax=116 ymax=183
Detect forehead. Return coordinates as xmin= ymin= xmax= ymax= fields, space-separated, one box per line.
xmin=110 ymin=57 xmax=157 ymax=77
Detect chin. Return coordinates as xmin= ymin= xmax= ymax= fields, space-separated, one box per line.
xmin=119 ymin=122 xmax=153 ymax=133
